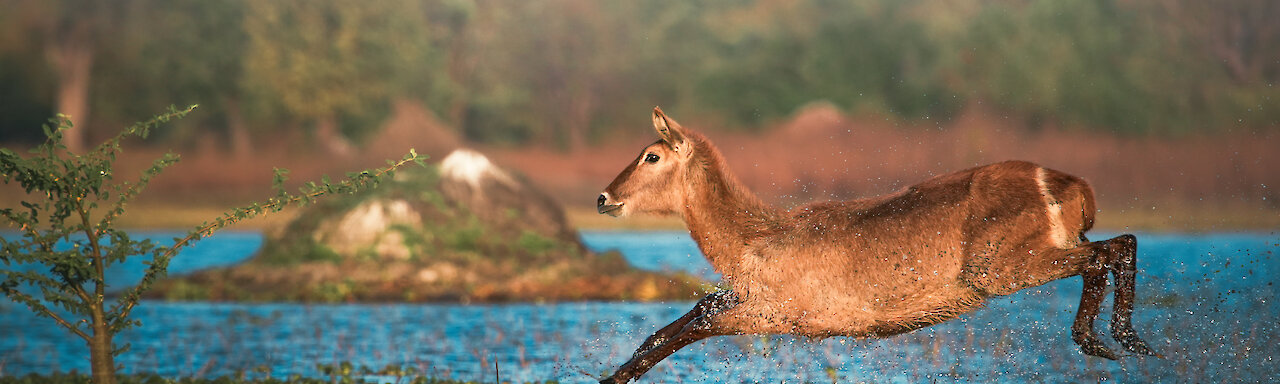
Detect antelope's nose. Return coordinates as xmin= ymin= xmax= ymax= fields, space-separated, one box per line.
xmin=597 ymin=193 xmax=623 ymax=215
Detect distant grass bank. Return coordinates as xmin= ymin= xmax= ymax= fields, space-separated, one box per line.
xmin=1093 ymin=201 xmax=1280 ymax=233
xmin=110 ymin=203 xmax=299 ymax=231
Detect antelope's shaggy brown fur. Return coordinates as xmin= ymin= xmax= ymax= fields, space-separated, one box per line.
xmin=595 ymin=108 xmax=1159 ymax=383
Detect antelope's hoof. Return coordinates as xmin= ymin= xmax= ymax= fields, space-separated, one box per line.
xmin=1117 ymin=335 xmax=1163 ymax=358
xmin=1113 ymin=327 xmax=1163 ymax=358
xmin=1080 ymin=343 xmax=1120 ymax=360
xmin=1074 ymin=332 xmax=1120 ymax=360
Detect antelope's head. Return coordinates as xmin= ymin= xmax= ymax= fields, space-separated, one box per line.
xmin=597 ymin=107 xmax=696 ymax=217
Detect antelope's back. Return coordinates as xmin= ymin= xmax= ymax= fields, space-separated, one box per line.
xmin=789 ymin=160 xmax=1092 ymax=245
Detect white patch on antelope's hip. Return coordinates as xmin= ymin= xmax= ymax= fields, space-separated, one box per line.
xmin=1035 ymin=167 xmax=1070 ymax=248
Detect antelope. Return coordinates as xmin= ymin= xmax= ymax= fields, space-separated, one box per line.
xmin=594 ymin=107 xmax=1159 ymax=383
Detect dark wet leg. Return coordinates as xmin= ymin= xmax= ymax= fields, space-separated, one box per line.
xmin=600 ymin=291 xmax=739 ymax=383
xmin=1105 ymin=234 xmax=1161 ymax=357
xmin=1071 ymin=245 xmax=1120 ymax=360
xmin=600 ymin=322 xmax=717 ymax=384
xmin=628 ymin=291 xmax=736 ymax=359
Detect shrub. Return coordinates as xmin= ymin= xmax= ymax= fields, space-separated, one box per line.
xmin=0 ymin=106 xmax=424 ymax=384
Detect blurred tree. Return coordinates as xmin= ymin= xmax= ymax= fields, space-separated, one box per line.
xmin=1155 ymin=0 xmax=1280 ymax=85
xmin=0 ymin=0 xmax=130 ymax=152
xmin=124 ymin=0 xmax=252 ymax=157
xmin=425 ymin=0 xmax=475 ymax=125
xmin=0 ymin=24 xmax=54 ymax=144
xmin=1 ymin=0 xmax=1276 ymax=150
xmin=1139 ymin=0 xmax=1280 ymax=130
xmin=456 ymin=0 xmax=642 ymax=150
xmin=587 ymin=1 xmax=720 ymax=135
xmin=692 ymin=0 xmax=820 ymax=127
xmin=241 ymin=0 xmax=439 ymax=156
xmin=801 ymin=1 xmax=958 ymax=120
xmin=693 ymin=0 xmax=958 ymax=126
xmin=957 ymin=0 xmax=1161 ymax=133
xmin=526 ymin=0 xmax=630 ymax=151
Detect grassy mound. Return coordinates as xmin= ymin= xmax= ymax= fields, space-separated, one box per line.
xmin=150 ymin=161 xmax=705 ymax=303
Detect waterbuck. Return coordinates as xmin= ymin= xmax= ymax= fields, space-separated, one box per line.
xmin=594 ymin=107 xmax=1159 ymax=383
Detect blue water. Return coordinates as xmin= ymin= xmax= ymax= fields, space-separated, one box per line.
xmin=2 ymin=230 xmax=1278 ymax=382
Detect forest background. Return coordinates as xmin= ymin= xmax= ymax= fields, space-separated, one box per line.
xmin=1 ymin=0 xmax=1276 ymax=231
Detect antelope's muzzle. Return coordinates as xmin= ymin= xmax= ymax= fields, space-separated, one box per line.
xmin=597 ymin=193 xmax=624 ymax=216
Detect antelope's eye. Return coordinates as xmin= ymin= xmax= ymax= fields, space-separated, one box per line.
xmin=644 ymin=153 xmax=660 ymax=163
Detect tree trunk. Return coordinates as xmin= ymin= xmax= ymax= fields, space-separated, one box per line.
xmin=48 ymin=34 xmax=95 ymax=154
xmin=89 ymin=304 xmax=115 ymax=384
xmin=225 ymin=98 xmax=253 ymax=160
xmin=565 ymin=88 xmax=593 ymax=154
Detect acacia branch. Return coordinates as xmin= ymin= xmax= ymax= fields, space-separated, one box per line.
xmin=0 ymin=279 xmax=90 ymax=341
xmin=114 ymin=150 xmax=424 ymax=321
xmin=76 ymin=191 xmax=107 ymax=305
xmin=89 ymin=105 xmax=197 ymax=157
xmin=98 ymin=154 xmax=178 ymax=233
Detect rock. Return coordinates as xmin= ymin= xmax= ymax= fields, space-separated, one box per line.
xmin=313 ymin=199 xmax=421 ymax=260
xmin=439 ymin=149 xmax=578 ymax=243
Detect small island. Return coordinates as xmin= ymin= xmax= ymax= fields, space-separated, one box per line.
xmin=150 ymin=149 xmax=706 ymax=303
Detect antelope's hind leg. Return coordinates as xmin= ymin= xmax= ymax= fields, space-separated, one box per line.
xmin=1071 ymin=234 xmax=1160 ymax=359
xmin=1103 ymin=234 xmax=1161 ymax=357
xmin=600 ymin=291 xmax=739 ymax=384
xmin=1072 ymin=253 xmax=1119 ymax=360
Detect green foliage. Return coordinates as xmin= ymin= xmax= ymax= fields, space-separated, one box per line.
xmin=0 ymin=55 xmax=54 ymax=144
xmin=441 ymin=218 xmax=484 ymax=252
xmin=159 ymin=279 xmax=209 ymax=301
xmin=0 ymin=109 xmax=425 ymax=384
xmin=516 ymin=231 xmax=559 ymax=255
xmin=111 ymin=0 xmax=248 ymax=145
xmin=696 ymin=1 xmax=961 ymax=126
xmin=958 ymin=0 xmax=1166 ymax=132
xmin=314 ymin=279 xmax=359 ymax=303
xmin=256 ymin=236 xmax=343 ymax=266
xmin=3 ymin=0 xmax=1276 ymax=148
xmin=240 ymin=0 xmax=442 ymax=142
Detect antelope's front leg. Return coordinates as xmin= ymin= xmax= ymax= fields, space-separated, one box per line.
xmin=601 ymin=291 xmax=739 ymax=384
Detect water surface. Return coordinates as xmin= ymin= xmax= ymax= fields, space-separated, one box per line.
xmin=2 ymin=231 xmax=1277 ymax=382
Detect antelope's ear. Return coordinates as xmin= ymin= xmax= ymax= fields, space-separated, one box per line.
xmin=652 ymin=106 xmax=688 ymax=152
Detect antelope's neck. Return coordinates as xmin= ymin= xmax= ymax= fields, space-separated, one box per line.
xmin=680 ymin=160 xmax=784 ymax=281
